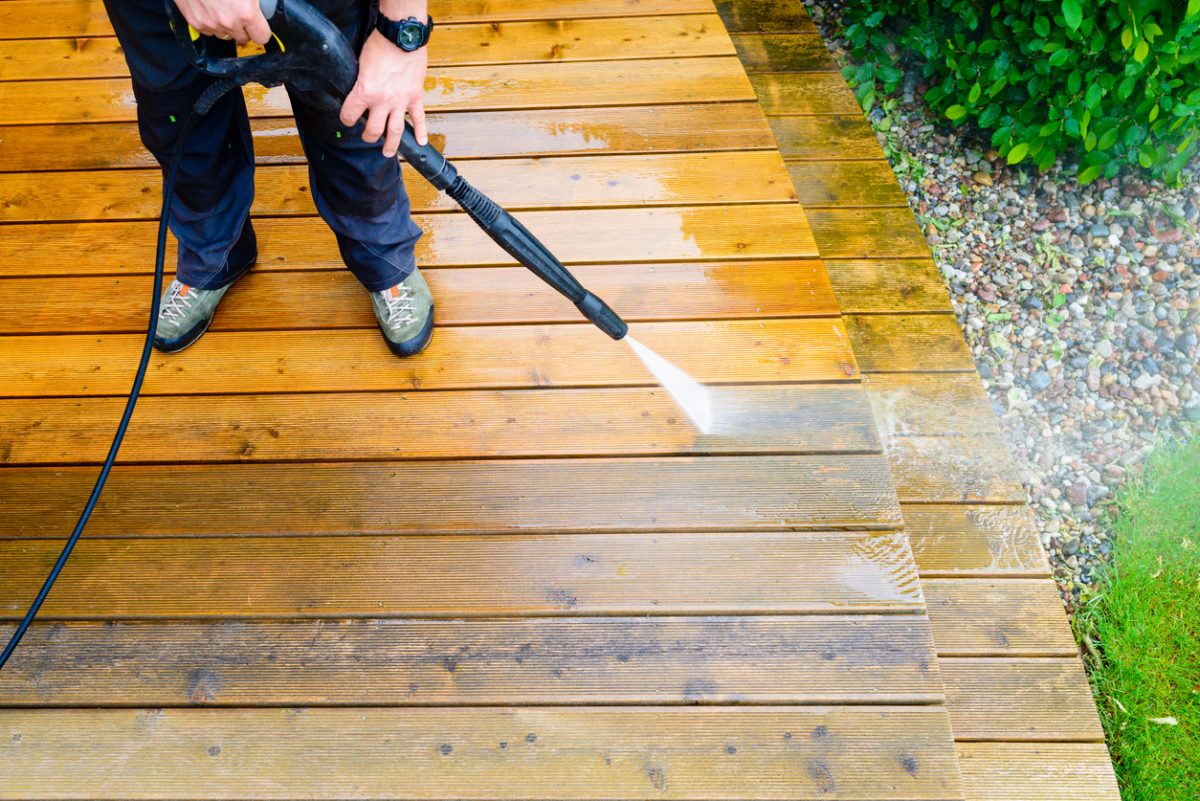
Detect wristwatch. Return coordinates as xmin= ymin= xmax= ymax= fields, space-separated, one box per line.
xmin=374 ymin=13 xmax=434 ymax=52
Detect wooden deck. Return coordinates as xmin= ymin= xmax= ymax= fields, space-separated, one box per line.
xmin=0 ymin=1 xmax=1110 ymax=799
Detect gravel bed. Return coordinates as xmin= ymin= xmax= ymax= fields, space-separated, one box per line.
xmin=804 ymin=2 xmax=1200 ymax=611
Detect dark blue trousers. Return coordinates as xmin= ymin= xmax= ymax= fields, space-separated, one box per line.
xmin=103 ymin=0 xmax=423 ymax=291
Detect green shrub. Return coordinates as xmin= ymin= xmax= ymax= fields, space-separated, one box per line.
xmin=841 ymin=0 xmax=1200 ymax=184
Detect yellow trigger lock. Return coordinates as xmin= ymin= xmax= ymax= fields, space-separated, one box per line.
xmin=187 ymin=24 xmax=285 ymax=51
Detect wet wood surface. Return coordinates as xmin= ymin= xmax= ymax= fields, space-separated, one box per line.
xmin=0 ymin=1 xmax=968 ymax=798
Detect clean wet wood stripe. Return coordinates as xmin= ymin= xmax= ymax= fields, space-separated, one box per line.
xmin=0 ymin=151 xmax=797 ymax=222
xmin=0 ymin=706 xmax=961 ymax=800
xmin=0 ymin=57 xmax=756 ymax=125
xmin=0 ymin=532 xmax=923 ymax=616
xmin=0 ymin=384 xmax=881 ymax=465
xmin=903 ymin=505 xmax=1050 ymax=579
xmin=0 ymin=0 xmax=718 ymax=40
xmin=0 ymin=455 xmax=903 ymax=537
xmin=0 ymin=615 xmax=942 ymax=706
xmin=0 ymin=104 xmax=777 ymax=172
xmin=0 ymin=15 xmax=734 ymax=81
xmin=0 ymin=204 xmax=820 ymax=276
xmin=0 ymin=261 xmax=839 ymax=333
xmin=0 ymin=318 xmax=859 ymax=398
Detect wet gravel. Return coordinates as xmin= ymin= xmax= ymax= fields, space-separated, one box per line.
xmin=805 ymin=1 xmax=1200 ymax=611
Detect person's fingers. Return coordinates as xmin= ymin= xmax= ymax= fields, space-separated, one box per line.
xmin=229 ymin=24 xmax=252 ymax=45
xmin=383 ymin=112 xmax=406 ymax=158
xmin=340 ymin=88 xmax=368 ymax=127
xmin=361 ymin=106 xmax=388 ymax=144
xmin=408 ymin=99 xmax=428 ymax=146
xmin=245 ymin=11 xmax=272 ymax=45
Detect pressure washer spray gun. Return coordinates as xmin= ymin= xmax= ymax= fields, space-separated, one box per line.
xmin=169 ymin=0 xmax=629 ymax=339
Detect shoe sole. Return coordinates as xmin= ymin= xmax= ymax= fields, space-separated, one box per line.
xmin=379 ymin=305 xmax=435 ymax=358
xmin=153 ymin=256 xmax=257 ymax=354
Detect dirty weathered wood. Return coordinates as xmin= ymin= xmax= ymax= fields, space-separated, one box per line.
xmin=0 ymin=616 xmax=942 ymax=706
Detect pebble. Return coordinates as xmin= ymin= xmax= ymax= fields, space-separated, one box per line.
xmin=807 ymin=0 xmax=1200 ymax=614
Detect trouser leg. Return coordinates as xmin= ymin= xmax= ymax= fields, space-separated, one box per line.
xmin=289 ymin=92 xmax=424 ymax=291
xmin=102 ymin=0 xmax=257 ymax=289
xmin=284 ymin=3 xmax=423 ymax=292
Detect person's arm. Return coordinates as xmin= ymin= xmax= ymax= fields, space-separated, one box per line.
xmin=339 ymin=0 xmax=430 ymax=156
xmin=175 ymin=0 xmax=272 ymax=45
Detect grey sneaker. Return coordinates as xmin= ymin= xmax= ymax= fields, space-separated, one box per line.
xmin=153 ymin=279 xmax=233 ymax=353
xmin=370 ymin=268 xmax=435 ymax=357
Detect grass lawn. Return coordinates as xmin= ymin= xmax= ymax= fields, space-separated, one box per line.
xmin=1078 ymin=438 xmax=1199 ymax=800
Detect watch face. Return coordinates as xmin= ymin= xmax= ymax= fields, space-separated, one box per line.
xmin=397 ymin=22 xmax=423 ymax=49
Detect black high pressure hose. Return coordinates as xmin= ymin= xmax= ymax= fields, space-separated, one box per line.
xmin=0 ymin=79 xmax=238 ymax=673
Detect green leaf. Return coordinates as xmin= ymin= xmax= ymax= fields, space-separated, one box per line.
xmin=1189 ymin=0 xmax=1200 ymax=19
xmin=1122 ymin=27 xmax=1134 ymax=49
xmin=1098 ymin=129 xmax=1120 ymax=150
xmin=1052 ymin=293 xmax=1066 ymax=308
xmin=968 ymin=82 xmax=982 ymax=103
xmin=946 ymin=104 xmax=969 ymax=121
xmin=1062 ymin=0 xmax=1083 ymax=31
xmin=1007 ymin=142 xmax=1030 ymax=164
xmin=1135 ymin=40 xmax=1150 ymax=63
xmin=1086 ymin=83 xmax=1103 ymax=109
xmin=1078 ymin=164 xmax=1103 ymax=184
xmin=1034 ymin=16 xmax=1051 ymax=37
xmin=1049 ymin=49 xmax=1071 ymax=67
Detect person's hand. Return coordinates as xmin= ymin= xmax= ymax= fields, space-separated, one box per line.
xmin=339 ymin=30 xmax=429 ymax=157
xmin=175 ymin=0 xmax=271 ymax=45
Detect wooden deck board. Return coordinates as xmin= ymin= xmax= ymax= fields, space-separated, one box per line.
xmin=0 ymin=384 xmax=880 ymax=464
xmin=0 ymin=455 xmax=903 ymax=537
xmin=904 ymin=505 xmax=1050 ymax=578
xmin=2 ymin=707 xmax=962 ymax=800
xmin=0 ymin=532 xmax=924 ymax=617
xmin=957 ymin=743 xmax=1119 ymax=801
xmin=731 ymin=33 xmax=836 ymax=72
xmin=941 ymin=659 xmax=1105 ymax=741
xmin=0 ymin=616 xmax=942 ymax=706
xmin=0 ymin=319 xmax=859 ymax=398
xmin=924 ymin=580 xmax=1079 ymax=657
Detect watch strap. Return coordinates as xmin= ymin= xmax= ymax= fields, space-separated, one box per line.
xmin=375 ymin=13 xmax=434 ymax=51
